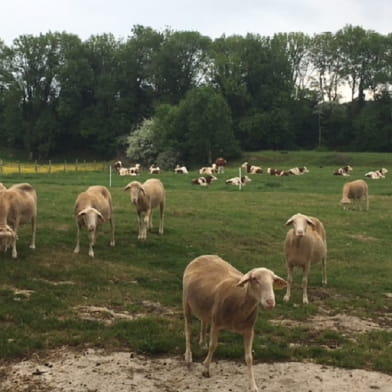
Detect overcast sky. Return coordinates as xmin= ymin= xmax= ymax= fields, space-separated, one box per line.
xmin=0 ymin=0 xmax=391 ymax=44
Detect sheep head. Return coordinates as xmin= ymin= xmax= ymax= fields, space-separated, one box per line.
xmin=0 ymin=225 xmax=16 ymax=253
xmin=236 ymin=268 xmax=287 ymax=309
xmin=285 ymin=213 xmax=314 ymax=236
xmin=124 ymin=181 xmax=145 ymax=205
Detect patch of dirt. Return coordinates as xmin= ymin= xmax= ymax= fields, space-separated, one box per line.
xmin=348 ymin=234 xmax=379 ymax=242
xmin=1 ymin=348 xmax=391 ymax=392
xmin=74 ymin=301 xmax=178 ymax=325
xmin=271 ymin=312 xmax=391 ymax=334
xmin=1 ymin=285 xmax=35 ymax=299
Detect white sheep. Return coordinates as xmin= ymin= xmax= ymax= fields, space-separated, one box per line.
xmin=199 ymin=164 xmax=217 ymax=176
xmin=183 ymin=255 xmax=287 ymax=392
xmin=225 ymin=176 xmax=252 ymax=186
xmin=0 ymin=183 xmax=37 ymax=258
xmin=284 ymin=213 xmax=327 ymax=304
xmin=74 ymin=185 xmax=115 ymax=257
xmin=340 ymin=179 xmax=369 ymax=211
xmin=124 ymin=179 xmax=165 ymax=240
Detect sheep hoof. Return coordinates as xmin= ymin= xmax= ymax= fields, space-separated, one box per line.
xmin=29 ymin=244 xmax=36 ymax=250
xmin=283 ymin=295 xmax=290 ymax=303
xmin=110 ymin=241 xmax=115 ymax=247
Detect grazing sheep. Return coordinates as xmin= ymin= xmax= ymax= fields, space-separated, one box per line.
xmin=340 ymin=179 xmax=369 ymax=211
xmin=284 ymin=213 xmax=327 ymax=304
xmin=124 ymin=179 xmax=165 ymax=240
xmin=174 ymin=165 xmax=188 ymax=174
xmin=225 ymin=176 xmax=252 ymax=186
xmin=0 ymin=183 xmax=37 ymax=258
xmin=183 ymin=255 xmax=287 ymax=392
xmin=74 ymin=186 xmax=115 ymax=258
xmin=215 ymin=157 xmax=227 ymax=174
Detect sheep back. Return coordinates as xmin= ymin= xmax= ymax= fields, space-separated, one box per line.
xmin=74 ymin=185 xmax=113 ymax=220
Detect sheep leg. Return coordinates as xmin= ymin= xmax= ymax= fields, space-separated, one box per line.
xmin=74 ymin=221 xmax=82 ymax=254
xmin=137 ymin=212 xmax=145 ymax=240
xmin=147 ymin=209 xmax=153 ymax=231
xmin=283 ymin=265 xmax=293 ymax=302
xmin=29 ymin=216 xmax=36 ymax=250
xmin=202 ymin=324 xmax=219 ymax=377
xmin=109 ymin=217 xmax=115 ymax=247
xmin=11 ymin=221 xmax=19 ymax=258
xmin=199 ymin=320 xmax=208 ymax=348
xmin=88 ymin=230 xmax=95 ymax=258
xmin=322 ymin=256 xmax=327 ymax=286
xmin=302 ymin=264 xmax=310 ymax=304
xmin=159 ymin=202 xmax=164 ymax=235
xmin=184 ymin=302 xmax=193 ymax=365
xmin=244 ymin=330 xmax=259 ymax=392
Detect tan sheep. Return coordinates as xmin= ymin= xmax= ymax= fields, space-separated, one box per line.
xmin=183 ymin=255 xmax=287 ymax=392
xmin=74 ymin=185 xmax=115 ymax=258
xmin=340 ymin=179 xmax=369 ymax=211
xmin=124 ymin=179 xmax=165 ymax=240
xmin=0 ymin=183 xmax=37 ymax=258
xmin=284 ymin=213 xmax=327 ymax=304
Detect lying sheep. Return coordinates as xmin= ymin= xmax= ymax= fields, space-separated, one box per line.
xmin=284 ymin=213 xmax=327 ymax=304
xmin=183 ymin=255 xmax=287 ymax=392
xmin=149 ymin=165 xmax=161 ymax=174
xmin=174 ymin=165 xmax=188 ymax=174
xmin=340 ymin=179 xmax=369 ymax=211
xmin=124 ymin=179 xmax=165 ymax=240
xmin=74 ymin=185 xmax=115 ymax=257
xmin=0 ymin=183 xmax=37 ymax=258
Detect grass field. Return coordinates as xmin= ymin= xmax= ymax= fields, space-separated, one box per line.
xmin=0 ymin=150 xmax=391 ymax=374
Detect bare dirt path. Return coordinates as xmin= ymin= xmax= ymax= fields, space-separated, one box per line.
xmin=1 ymin=347 xmax=391 ymax=392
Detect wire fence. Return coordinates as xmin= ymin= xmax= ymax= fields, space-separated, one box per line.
xmin=0 ymin=160 xmax=108 ymax=175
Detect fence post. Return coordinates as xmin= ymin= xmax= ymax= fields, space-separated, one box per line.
xmin=64 ymin=160 xmax=66 ymax=172
xmin=35 ymin=160 xmax=38 ymax=173
xmin=75 ymin=159 xmax=78 ymax=172
xmin=48 ymin=160 xmax=52 ymax=174
xmin=18 ymin=162 xmax=21 ymax=174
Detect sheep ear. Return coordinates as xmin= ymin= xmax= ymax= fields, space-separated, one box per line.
xmin=273 ymin=276 xmax=288 ymax=290
xmin=306 ymin=217 xmax=315 ymax=226
xmin=140 ymin=186 xmax=146 ymax=195
xmin=96 ymin=211 xmax=105 ymax=222
xmin=285 ymin=217 xmax=293 ymax=226
xmin=237 ymin=272 xmax=252 ymax=287
xmin=78 ymin=209 xmax=87 ymax=217
xmin=124 ymin=183 xmax=131 ymax=191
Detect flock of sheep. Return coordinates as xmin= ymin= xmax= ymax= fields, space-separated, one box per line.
xmin=0 ymin=159 xmax=383 ymax=392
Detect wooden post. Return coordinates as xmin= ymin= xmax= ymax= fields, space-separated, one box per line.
xmin=64 ymin=160 xmax=66 ymax=172
xmin=18 ymin=162 xmax=21 ymax=174
xmin=35 ymin=160 xmax=38 ymax=173
xmin=75 ymin=159 xmax=78 ymax=171
xmin=48 ymin=160 xmax=52 ymax=174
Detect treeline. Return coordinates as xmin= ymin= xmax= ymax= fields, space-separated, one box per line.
xmin=0 ymin=25 xmax=391 ymax=163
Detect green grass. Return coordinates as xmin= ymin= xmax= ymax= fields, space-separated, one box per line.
xmin=0 ymin=150 xmax=391 ymax=374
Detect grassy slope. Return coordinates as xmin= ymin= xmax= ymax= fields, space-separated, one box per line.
xmin=0 ymin=151 xmax=391 ymax=373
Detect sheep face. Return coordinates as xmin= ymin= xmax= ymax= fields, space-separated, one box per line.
xmin=237 ymin=268 xmax=287 ymax=309
xmin=285 ymin=213 xmax=314 ymax=237
xmin=0 ymin=225 xmax=16 ymax=253
xmin=78 ymin=207 xmax=104 ymax=231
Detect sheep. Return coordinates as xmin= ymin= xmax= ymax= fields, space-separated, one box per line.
xmin=340 ymin=179 xmax=369 ymax=211
xmin=183 ymin=255 xmax=287 ymax=392
xmin=0 ymin=183 xmax=6 ymax=191
xmin=0 ymin=183 xmax=37 ymax=258
xmin=174 ymin=165 xmax=188 ymax=174
xmin=74 ymin=186 xmax=115 ymax=257
xmin=124 ymin=179 xmax=165 ymax=240
xmin=284 ymin=213 xmax=327 ymax=304
xmin=215 ymin=157 xmax=227 ymax=174
xmin=225 ymin=176 xmax=252 ymax=186
xmin=149 ymin=164 xmax=161 ymax=174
